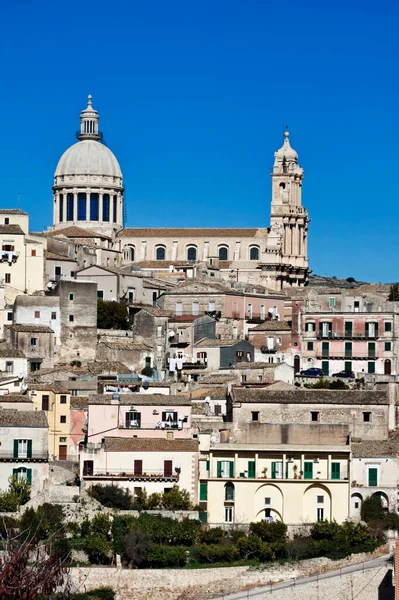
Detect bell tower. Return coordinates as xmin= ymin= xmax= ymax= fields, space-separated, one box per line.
xmin=264 ymin=127 xmax=310 ymax=287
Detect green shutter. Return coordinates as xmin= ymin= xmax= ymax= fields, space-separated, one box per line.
xmin=304 ymin=462 xmax=313 ymax=479
xmin=229 ymin=461 xmax=234 ymax=478
xmin=285 ymin=462 xmax=289 ymax=479
xmin=368 ymin=362 xmax=375 ymax=374
xmin=217 ymin=461 xmax=222 ymax=478
xmin=12 ymin=468 xmax=18 ymax=477
xmin=344 ymin=361 xmax=352 ymax=373
xmin=13 ymin=440 xmax=18 ymax=459
xmin=368 ymin=342 xmax=376 ymax=358
xmin=331 ymin=462 xmax=340 ymax=479
xmin=322 ymin=361 xmax=329 ymax=376
xmin=368 ymin=468 xmax=378 ymax=486
xmin=27 ymin=469 xmax=32 ymax=485
xmin=307 ymin=341 xmax=314 ymax=351
xmin=344 ymin=322 xmax=352 ymax=337
xmin=248 ymin=461 xmax=255 ymax=478
xmin=322 ymin=342 xmax=329 ymax=357
xmin=345 ymin=342 xmax=352 ymax=358
xmin=206 ymin=459 xmax=210 ymax=471
xmin=271 ymin=462 xmax=277 ymax=479
xmin=385 ymin=342 xmax=391 ymax=352
xmin=27 ymin=440 xmax=32 ymax=459
xmin=200 ymin=482 xmax=208 ymax=501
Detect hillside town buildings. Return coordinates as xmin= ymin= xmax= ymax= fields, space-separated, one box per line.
xmin=0 ymin=96 xmax=399 ymax=531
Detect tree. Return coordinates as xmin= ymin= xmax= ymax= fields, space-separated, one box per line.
xmin=161 ymin=485 xmax=193 ymax=510
xmin=346 ymin=277 xmax=356 ymax=283
xmin=388 ymin=283 xmax=399 ymax=301
xmin=361 ymin=495 xmax=386 ymax=523
xmin=88 ymin=484 xmax=133 ymax=509
xmin=123 ymin=529 xmax=152 ymax=567
xmin=97 ymin=300 xmax=132 ymax=330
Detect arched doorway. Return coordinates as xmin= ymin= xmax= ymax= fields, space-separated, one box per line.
xmin=294 ymin=355 xmax=300 ymax=374
xmin=373 ymin=491 xmax=389 ymax=510
xmin=384 ymin=359 xmax=391 ymax=375
xmin=351 ymin=492 xmax=363 ymax=519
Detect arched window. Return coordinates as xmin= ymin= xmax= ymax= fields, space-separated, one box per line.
xmin=249 ymin=247 xmax=259 ymax=261
xmin=187 ymin=246 xmax=197 ymax=261
xmin=225 ymin=482 xmax=234 ymax=501
xmin=218 ymin=246 xmax=228 ymax=261
xmin=123 ymin=246 xmax=135 ymax=262
xmin=156 ymin=246 xmax=166 ymax=260
xmin=384 ymin=359 xmax=391 ymax=375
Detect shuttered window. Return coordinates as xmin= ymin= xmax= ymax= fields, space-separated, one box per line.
xmin=331 ymin=462 xmax=340 ymax=479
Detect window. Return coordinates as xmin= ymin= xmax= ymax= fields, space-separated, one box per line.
xmin=200 ymin=482 xmax=208 ymax=501
xmin=60 ymin=395 xmax=67 ymax=404
xmin=69 ymin=315 xmax=74 ymax=322
xmin=31 ymin=249 xmax=36 ymax=257
xmin=260 ymin=304 xmax=265 ymax=320
xmin=77 ymin=192 xmax=86 ymax=221
xmin=97 ymin=290 xmax=104 ymax=299
xmin=248 ymin=461 xmax=255 ymax=479
xmin=164 ymin=460 xmax=173 ymax=477
xmin=368 ymin=467 xmax=378 ymax=486
xmin=192 ymin=302 xmax=199 ymax=316
xmin=60 ymin=415 xmax=66 ymax=424
xmin=13 ymin=467 xmax=31 ymax=484
xmin=156 ymin=246 xmax=166 ymax=260
xmin=251 ymin=411 xmax=259 ymax=422
xmin=385 ymin=322 xmax=392 ymax=332
xmin=60 ymin=437 xmax=67 ymax=443
xmin=113 ymin=195 xmax=117 ymax=223
xmin=247 ymin=304 xmax=253 ymax=319
xmin=305 ymin=322 xmax=315 ymax=332
xmin=134 ymin=460 xmax=143 ymax=475
xmin=128 ymin=289 xmax=134 ymax=303
xmin=30 ymin=361 xmax=41 ymax=372
xmin=217 ymin=461 xmax=234 ymax=478
xmin=152 ymin=291 xmax=157 ymax=303
xmin=214 ymin=404 xmax=222 ymax=416
xmin=218 ymin=247 xmax=228 ymax=260
xmin=236 ymin=351 xmax=243 ymax=363
xmin=307 ymin=341 xmax=314 ymax=351
xmin=31 ymin=337 xmax=37 ymax=347
xmin=225 ymin=483 xmax=235 ymax=500
xmin=304 ymin=462 xmax=313 ymax=479
xmin=5 ymin=273 xmax=11 ymax=284
xmin=331 ymin=463 xmax=340 ymax=479
xmin=363 ymin=412 xmax=371 ymax=422
xmin=241 ymin=375 xmax=246 ymax=383
xmin=317 ymin=508 xmax=324 ymax=521
xmin=5 ymin=361 xmax=13 ymax=373
xmin=54 ymin=266 xmax=62 ymax=279
xmin=69 ymin=293 xmax=74 ymax=301
xmin=249 ymin=247 xmax=259 ymax=261
xmin=66 ymin=193 xmax=74 ymax=221
xmin=224 ymin=506 xmax=233 ymax=522
xmin=166 ymin=431 xmax=174 ymax=440
xmin=344 ymin=361 xmax=352 ymax=372
xmin=34 ymin=311 xmax=40 ymax=319
xmin=271 ymin=461 xmax=283 ymax=479
xmin=265 ymin=497 xmax=271 ymax=505
xmin=208 ymin=301 xmax=215 ymax=312
xmin=126 ymin=411 xmax=141 ymax=428
xmin=367 ymin=362 xmax=375 ymax=374
xmin=385 ymin=342 xmax=392 ymax=351
xmin=4 ymin=218 xmax=9 ymax=225
xmin=317 ymin=495 xmax=324 ymax=503
xmin=157 ymin=325 xmax=163 ymax=337
xmin=311 ymin=411 xmax=319 ymax=422
xmin=14 ymin=439 xmax=32 ymax=459
xmin=51 ymin=312 xmax=56 ymax=320
xmin=41 ymin=395 xmax=49 ymax=411
xmin=187 ymin=246 xmax=197 ymax=261
xmin=90 ymin=193 xmax=99 ymax=221
xmin=102 ymin=194 xmax=110 ymax=222
xmin=7 ymin=312 xmax=12 ymax=321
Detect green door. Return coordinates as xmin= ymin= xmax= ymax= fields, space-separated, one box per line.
xmin=271 ymin=461 xmax=282 ymax=479
xmin=368 ymin=468 xmax=378 ymax=486
xmin=322 ymin=361 xmax=329 ymax=376
xmin=368 ymin=342 xmax=376 ymax=358
xmin=344 ymin=361 xmax=352 ymax=372
xmin=331 ymin=462 xmax=340 ymax=479
xmin=322 ymin=342 xmax=329 ymax=358
xmin=229 ymin=461 xmax=234 ymax=478
xmin=344 ymin=322 xmax=352 ymax=338
xmin=248 ymin=461 xmax=255 ymax=479
xmin=304 ymin=462 xmax=313 ymax=479
xmin=200 ymin=482 xmax=208 ymax=501
xmin=344 ymin=342 xmax=352 ymax=358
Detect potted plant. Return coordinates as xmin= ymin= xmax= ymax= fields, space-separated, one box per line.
xmin=299 ymin=470 xmax=303 ymax=480
xmin=262 ymin=467 xmax=268 ymax=478
xmin=293 ymin=464 xmax=298 ymax=479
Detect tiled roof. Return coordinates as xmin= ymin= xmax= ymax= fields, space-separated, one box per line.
xmin=231 ymin=389 xmax=388 ymax=405
xmin=250 ymin=320 xmax=291 ymax=331
xmin=70 ymin=396 xmax=90 ymax=409
xmin=104 ymin=436 xmax=198 ymax=452
xmin=0 ymin=349 xmax=26 ymax=358
xmin=120 ymin=228 xmax=263 ymax=238
xmin=189 ymin=387 xmax=227 ymax=399
xmin=195 ymin=338 xmax=248 ymax=348
xmin=0 ymin=224 xmax=24 ymax=235
xmin=8 ymin=324 xmax=54 ymax=333
xmin=352 ymin=432 xmax=399 ymax=457
xmin=44 ymin=252 xmax=74 ymax=261
xmin=0 ymin=410 xmax=48 ymax=427
xmin=235 ymin=361 xmax=279 ymax=369
xmin=0 ymin=394 xmax=32 ymax=403
xmin=200 ymin=374 xmax=239 ymax=384
xmin=87 ymin=393 xmax=191 ymax=406
xmin=87 ymin=361 xmax=130 ymax=374
xmin=98 ymin=339 xmax=153 ymax=350
xmin=46 ymin=226 xmax=112 ymax=241
xmin=0 ymin=209 xmax=27 ymax=215
xmin=28 ymin=384 xmax=69 ymax=394
xmin=138 ymin=306 xmax=172 ymax=317
xmin=132 ymin=261 xmax=195 ymax=269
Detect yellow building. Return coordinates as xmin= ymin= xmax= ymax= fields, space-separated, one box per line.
xmin=199 ymin=440 xmax=350 ymax=526
xmin=29 ymin=384 xmax=72 ymax=460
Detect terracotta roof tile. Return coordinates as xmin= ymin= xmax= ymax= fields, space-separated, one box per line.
xmin=231 ymin=388 xmax=388 ymax=405
xmin=0 ymin=395 xmax=32 ymax=403
xmin=0 ymin=209 xmax=27 ymax=215
xmin=0 ymin=224 xmax=24 ymax=235
xmin=70 ymin=396 xmax=90 ymax=409
xmin=120 ymin=228 xmax=263 ymax=238
xmin=44 ymin=251 xmax=74 ymax=261
xmin=0 ymin=410 xmax=48 ymax=427
xmin=88 ymin=393 xmax=191 ymax=406
xmin=46 ymin=226 xmax=112 ymax=240
xmin=249 ymin=320 xmax=291 ymax=331
xmin=0 ymin=349 xmax=26 ymax=358
xmin=28 ymin=384 xmax=69 ymax=394
xmin=104 ymin=436 xmax=198 ymax=452
xmin=195 ymin=338 xmax=250 ymax=348
xmin=8 ymin=324 xmax=54 ymax=333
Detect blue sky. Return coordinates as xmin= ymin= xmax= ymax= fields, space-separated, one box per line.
xmin=1 ymin=0 xmax=398 ymax=282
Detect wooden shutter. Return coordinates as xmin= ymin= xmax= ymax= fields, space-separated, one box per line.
xmin=229 ymin=461 xmax=234 ymax=478
xmin=27 ymin=440 xmax=32 ymax=459
xmin=13 ymin=440 xmax=18 ymax=459
xmin=271 ymin=462 xmax=277 ymax=479
xmin=248 ymin=461 xmax=255 ymax=478
xmin=368 ymin=468 xmax=378 ymax=486
xmin=331 ymin=462 xmax=340 ymax=479
xmin=304 ymin=462 xmax=313 ymax=479
xmin=134 ymin=460 xmax=143 ymax=475
xmin=13 ymin=468 xmax=18 ymax=477
xmin=161 ymin=412 xmax=167 ymax=421
xmin=217 ymin=461 xmax=222 ymax=478
xmin=200 ymin=482 xmax=208 ymax=501
xmin=27 ymin=469 xmax=32 ymax=485
xmin=164 ymin=460 xmax=173 ymax=477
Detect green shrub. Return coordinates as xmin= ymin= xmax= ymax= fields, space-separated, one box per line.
xmin=141 ymin=365 xmax=154 ymax=377
xmin=19 ymin=503 xmax=65 ymax=541
xmin=195 ymin=543 xmax=240 ymax=564
xmin=0 ymin=490 xmax=19 ymax=512
xmin=146 ymin=545 xmax=187 ymax=568
xmin=88 ymin=484 xmax=133 ymax=509
xmin=8 ymin=475 xmax=31 ymax=505
xmin=162 ymin=485 xmax=193 ymax=510
xmin=123 ymin=528 xmax=152 ymax=567
xmin=83 ymin=533 xmax=112 ymax=564
xmin=198 ymin=527 xmax=226 ymax=545
xmin=361 ymin=495 xmax=386 ymax=523
xmin=249 ymin=520 xmax=287 ymax=544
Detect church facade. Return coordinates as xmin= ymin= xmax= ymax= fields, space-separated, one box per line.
xmin=51 ymin=97 xmax=310 ymax=291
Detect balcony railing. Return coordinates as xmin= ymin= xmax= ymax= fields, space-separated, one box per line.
xmin=316 ymin=351 xmax=377 ymax=360
xmin=83 ymin=468 xmax=179 ymax=480
xmin=0 ymin=452 xmax=48 ymax=462
xmin=119 ymin=421 xmax=189 ymax=430
xmin=314 ymin=331 xmax=381 ymax=340
xmin=1 ymin=251 xmax=19 ymax=264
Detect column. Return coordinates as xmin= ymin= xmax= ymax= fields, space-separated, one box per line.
xmin=282 ymin=453 xmax=286 ymax=479
xmin=234 ymin=452 xmax=238 ymax=478
xmin=73 ymin=192 xmax=78 ymax=222
xmin=210 ymin=451 xmax=213 ymax=478
xmin=327 ymin=454 xmax=331 ymax=480
xmin=99 ymin=192 xmax=103 ymax=222
xmin=63 ymin=189 xmax=67 ymax=223
xmin=255 ymin=452 xmax=259 ymax=478
xmin=301 ymin=453 xmax=304 ymax=477
xmin=53 ymin=193 xmax=58 ymax=225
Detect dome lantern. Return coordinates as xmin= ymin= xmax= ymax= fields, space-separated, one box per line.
xmin=76 ymin=95 xmax=103 ymax=141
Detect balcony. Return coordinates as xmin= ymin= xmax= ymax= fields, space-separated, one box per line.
xmin=83 ymin=468 xmax=178 ymax=481
xmin=0 ymin=452 xmax=48 ymax=462
xmin=316 ymin=351 xmax=377 ymax=360
xmin=315 ymin=331 xmax=380 ymax=340
xmin=119 ymin=421 xmax=188 ymax=430
xmin=1 ymin=251 xmax=19 ymax=264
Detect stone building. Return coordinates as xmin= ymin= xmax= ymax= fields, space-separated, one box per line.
xmin=4 ymin=324 xmax=54 ymax=371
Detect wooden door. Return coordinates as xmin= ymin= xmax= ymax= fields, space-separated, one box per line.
xmin=164 ymin=460 xmax=173 ymax=477
xmin=58 ymin=445 xmax=67 ymax=460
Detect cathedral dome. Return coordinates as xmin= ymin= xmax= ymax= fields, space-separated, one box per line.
xmin=55 ymin=140 xmax=122 ymax=178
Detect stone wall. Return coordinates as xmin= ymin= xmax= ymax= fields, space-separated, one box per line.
xmin=69 ymin=548 xmax=389 ymax=600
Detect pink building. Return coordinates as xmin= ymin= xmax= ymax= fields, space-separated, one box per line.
xmin=86 ymin=394 xmax=194 ymax=444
